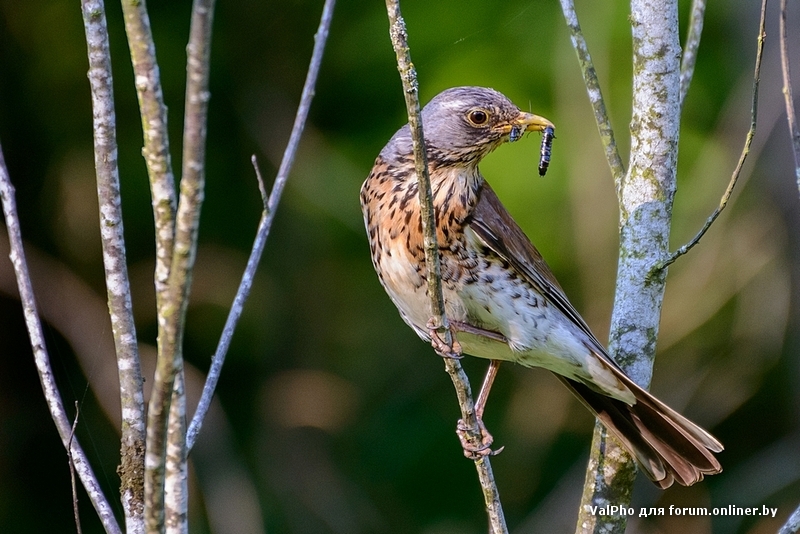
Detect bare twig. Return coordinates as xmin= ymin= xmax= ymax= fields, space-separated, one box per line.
xmin=186 ymin=0 xmax=336 ymax=452
xmin=164 ymin=372 xmax=188 ymax=534
xmin=69 ymin=402 xmax=83 ymax=534
xmin=779 ymin=503 xmax=800 ymax=534
xmin=119 ymin=0 xmax=177 ymax=304
xmin=0 ymin=145 xmax=121 ymax=534
xmin=252 ymin=155 xmax=269 ymax=208
xmin=158 ymin=1 xmax=217 ymax=531
xmin=80 ymin=1 xmax=146 ymax=530
xmin=652 ymin=0 xmax=767 ymax=275
xmin=780 ymin=0 xmax=800 ymax=192
xmin=680 ymin=0 xmax=706 ymax=107
xmin=118 ymin=0 xmax=179 ymax=527
xmin=384 ymin=2 xmax=507 ymax=532
xmin=558 ymin=0 xmax=626 ymax=197
xmin=182 ymin=0 xmax=216 ymax=193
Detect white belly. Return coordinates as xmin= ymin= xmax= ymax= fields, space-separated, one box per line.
xmin=373 ymin=223 xmax=629 ymax=399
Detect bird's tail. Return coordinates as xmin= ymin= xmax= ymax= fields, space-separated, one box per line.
xmin=557 ymin=370 xmax=723 ymax=488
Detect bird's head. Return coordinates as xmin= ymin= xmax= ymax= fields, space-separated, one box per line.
xmin=416 ymin=86 xmax=553 ymax=166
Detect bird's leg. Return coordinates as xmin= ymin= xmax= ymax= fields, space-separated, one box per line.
xmin=450 ymin=320 xmax=508 ymax=344
xmin=426 ymin=318 xmax=463 ymax=359
xmin=456 ymin=359 xmax=505 ymax=459
xmin=475 ymin=359 xmax=501 ymax=420
xmin=439 ymin=322 xmax=506 ymax=458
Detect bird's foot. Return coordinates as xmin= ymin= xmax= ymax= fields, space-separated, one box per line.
xmin=456 ymin=417 xmax=504 ymax=459
xmin=427 ymin=319 xmax=462 ymax=359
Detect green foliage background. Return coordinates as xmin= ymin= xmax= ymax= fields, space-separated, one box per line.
xmin=0 ymin=0 xmax=798 ymax=532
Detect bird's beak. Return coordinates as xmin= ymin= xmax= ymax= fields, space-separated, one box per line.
xmin=499 ymin=111 xmax=555 ymax=143
xmin=517 ymin=112 xmax=554 ymax=132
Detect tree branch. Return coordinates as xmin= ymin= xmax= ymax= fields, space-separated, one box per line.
xmin=780 ymin=0 xmax=800 ymax=192
xmin=0 ymin=144 xmax=122 ymax=534
xmin=119 ymin=0 xmax=177 ymax=305
xmin=69 ymin=402 xmax=84 ymax=534
xmin=652 ymin=0 xmax=767 ymax=275
xmin=576 ymin=0 xmax=682 ymax=531
xmin=384 ymin=2 xmax=507 ymax=532
xmin=679 ymin=0 xmax=706 ymax=107
xmin=159 ymin=0 xmax=217 ymax=530
xmin=558 ymin=0 xmax=626 ymax=196
xmin=80 ymin=1 xmax=146 ymax=531
xmin=118 ymin=0 xmax=179 ymax=527
xmin=780 ymin=503 xmax=800 ymax=534
xmin=186 ymin=0 xmax=336 ymax=452
xmin=164 ymin=372 xmax=188 ymax=534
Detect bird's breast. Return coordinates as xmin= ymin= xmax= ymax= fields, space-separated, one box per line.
xmin=361 ymin=164 xmax=481 ymax=338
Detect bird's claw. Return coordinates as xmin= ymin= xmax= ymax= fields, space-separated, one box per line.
xmin=456 ymin=418 xmax=504 ymax=459
xmin=427 ymin=319 xmax=462 ymax=359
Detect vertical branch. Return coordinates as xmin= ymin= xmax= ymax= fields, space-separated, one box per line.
xmin=383 ymin=4 xmax=439 ymax=321
xmin=679 ymin=0 xmax=706 ymax=107
xmin=182 ymin=0 xmax=215 ymax=190
xmin=80 ymin=1 xmax=146 ymax=531
xmin=69 ymin=402 xmax=84 ymax=534
xmin=159 ymin=0 xmax=216 ymax=531
xmin=119 ymin=0 xmax=177 ymax=303
xmin=384 ymin=1 xmax=507 ymax=532
xmin=0 ymin=145 xmax=122 ymax=534
xmin=119 ymin=0 xmax=180 ymax=527
xmin=576 ymin=0 xmax=682 ymax=532
xmin=118 ymin=0 xmax=179 ymax=527
xmin=558 ymin=0 xmax=626 ymax=195
xmin=778 ymin=4 xmax=800 ymax=532
xmin=164 ymin=372 xmax=188 ymax=534
xmin=780 ymin=0 xmax=800 ymax=191
xmin=142 ymin=0 xmax=217 ymax=528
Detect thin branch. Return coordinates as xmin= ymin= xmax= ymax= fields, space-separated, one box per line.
xmin=252 ymin=155 xmax=269 ymax=208
xmin=159 ymin=0 xmax=217 ymax=530
xmin=779 ymin=503 xmax=800 ymax=534
xmin=780 ymin=0 xmax=800 ymax=192
xmin=558 ymin=0 xmax=625 ymax=197
xmin=69 ymin=402 xmax=83 ymax=534
xmin=0 ymin=145 xmax=121 ymax=534
xmin=680 ymin=0 xmax=706 ymax=107
xmin=186 ymin=0 xmax=336 ymax=452
xmin=779 ymin=12 xmax=800 ymax=513
xmin=182 ymin=0 xmax=215 ymax=192
xmin=164 ymin=372 xmax=188 ymax=534
xmin=118 ymin=0 xmax=178 ymax=527
xmin=384 ymin=1 xmax=507 ymax=532
xmin=80 ymin=1 xmax=146 ymax=531
xmin=119 ymin=0 xmax=177 ymax=305
xmin=652 ymin=0 xmax=767 ymax=275
xmin=145 ymin=22 xmax=211 ymax=534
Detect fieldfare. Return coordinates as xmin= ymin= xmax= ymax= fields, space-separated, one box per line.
xmin=360 ymin=86 xmax=722 ymax=488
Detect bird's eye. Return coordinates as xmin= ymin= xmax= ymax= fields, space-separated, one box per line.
xmin=467 ymin=109 xmax=489 ymax=126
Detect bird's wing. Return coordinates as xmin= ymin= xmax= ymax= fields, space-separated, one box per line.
xmin=467 ymin=180 xmax=608 ymax=356
xmin=467 ymin=181 xmax=724 ymax=485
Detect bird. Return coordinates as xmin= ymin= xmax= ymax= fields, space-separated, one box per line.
xmin=360 ymin=86 xmax=723 ymax=488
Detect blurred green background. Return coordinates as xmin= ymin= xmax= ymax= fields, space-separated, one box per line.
xmin=1 ymin=0 xmax=799 ymax=532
